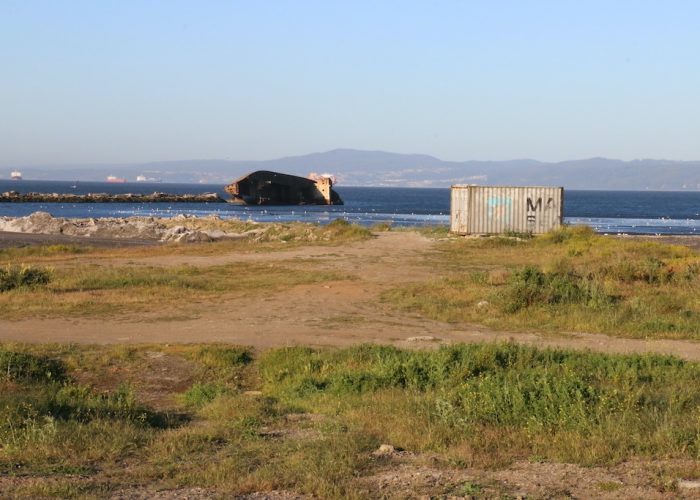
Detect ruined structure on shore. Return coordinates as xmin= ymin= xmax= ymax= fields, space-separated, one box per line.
xmin=0 ymin=191 xmax=225 ymax=203
xmin=225 ymin=171 xmax=343 ymax=205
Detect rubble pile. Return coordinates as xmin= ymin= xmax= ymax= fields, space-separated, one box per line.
xmin=0 ymin=191 xmax=225 ymax=203
xmin=0 ymin=212 xmax=257 ymax=243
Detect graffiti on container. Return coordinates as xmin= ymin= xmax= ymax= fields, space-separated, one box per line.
xmin=526 ymin=197 xmax=556 ymax=225
xmin=487 ymin=196 xmax=512 ymax=223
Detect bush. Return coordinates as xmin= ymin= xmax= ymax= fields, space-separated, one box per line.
xmin=0 ymin=349 xmax=65 ymax=383
xmin=0 ymin=264 xmax=51 ymax=292
xmin=323 ymin=218 xmax=372 ymax=240
xmin=504 ymin=266 xmax=613 ymax=312
xmin=541 ymin=225 xmax=596 ymax=244
xmin=602 ymin=257 xmax=676 ymax=284
xmin=180 ymin=382 xmax=229 ymax=407
xmin=194 ymin=346 xmax=252 ymax=369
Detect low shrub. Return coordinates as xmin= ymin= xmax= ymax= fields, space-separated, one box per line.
xmin=504 ymin=266 xmax=613 ymax=312
xmin=180 ymin=382 xmax=230 ymax=407
xmin=187 ymin=346 xmax=254 ymax=387
xmin=323 ymin=218 xmax=372 ymax=240
xmin=602 ymin=257 xmax=674 ymax=284
xmin=370 ymin=222 xmax=393 ymax=232
xmin=540 ymin=225 xmax=596 ymax=244
xmin=194 ymin=346 xmax=253 ymax=368
xmin=0 ymin=264 xmax=51 ymax=292
xmin=0 ymin=349 xmax=65 ymax=383
xmin=503 ymin=230 xmax=534 ymax=240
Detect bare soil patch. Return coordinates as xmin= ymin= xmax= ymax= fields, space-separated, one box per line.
xmin=359 ymin=456 xmax=700 ymax=498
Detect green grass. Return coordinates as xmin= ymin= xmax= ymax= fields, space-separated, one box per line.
xmin=260 ymin=343 xmax=700 ymax=465
xmin=1 ymin=342 xmax=698 ymax=498
xmin=384 ymin=225 xmax=700 ymax=340
xmin=0 ymin=349 xmax=176 ymax=479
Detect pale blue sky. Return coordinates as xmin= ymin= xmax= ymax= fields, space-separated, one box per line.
xmin=1 ymin=0 xmax=699 ymax=165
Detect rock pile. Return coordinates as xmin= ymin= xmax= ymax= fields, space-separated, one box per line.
xmin=0 ymin=212 xmax=256 ymax=243
xmin=0 ymin=191 xmax=225 ymax=203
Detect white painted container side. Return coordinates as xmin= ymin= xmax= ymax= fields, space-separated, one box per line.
xmin=450 ymin=185 xmax=564 ymax=235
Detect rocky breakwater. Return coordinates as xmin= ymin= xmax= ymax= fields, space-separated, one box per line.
xmin=0 ymin=212 xmax=263 ymax=243
xmin=0 ymin=190 xmax=225 ymax=203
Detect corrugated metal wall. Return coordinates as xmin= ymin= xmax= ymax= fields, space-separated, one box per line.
xmin=451 ymin=185 xmax=564 ymax=235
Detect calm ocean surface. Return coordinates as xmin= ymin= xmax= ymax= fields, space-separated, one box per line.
xmin=1 ymin=180 xmax=699 ymax=235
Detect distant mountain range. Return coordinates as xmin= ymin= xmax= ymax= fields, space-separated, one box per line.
xmin=6 ymin=149 xmax=700 ymax=190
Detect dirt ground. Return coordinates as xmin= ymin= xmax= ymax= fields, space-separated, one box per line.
xmin=2 ymin=231 xmax=700 ymax=362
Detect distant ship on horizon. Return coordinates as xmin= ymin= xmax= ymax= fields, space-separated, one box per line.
xmin=106 ymin=175 xmax=127 ymax=183
xmin=10 ymin=170 xmax=22 ymax=180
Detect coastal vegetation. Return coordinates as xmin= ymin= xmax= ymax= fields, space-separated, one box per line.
xmin=385 ymin=225 xmax=700 ymax=340
xmin=0 ymin=342 xmax=698 ymax=497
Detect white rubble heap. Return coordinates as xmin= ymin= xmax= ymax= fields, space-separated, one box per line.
xmin=0 ymin=212 xmax=263 ymax=243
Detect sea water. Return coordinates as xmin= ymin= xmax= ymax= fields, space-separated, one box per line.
xmin=0 ymin=180 xmax=699 ymax=235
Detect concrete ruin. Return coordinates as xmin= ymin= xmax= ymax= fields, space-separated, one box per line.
xmin=225 ymin=170 xmax=343 ymax=205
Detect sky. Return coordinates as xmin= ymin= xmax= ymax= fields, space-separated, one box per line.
xmin=2 ymin=0 xmax=700 ymax=165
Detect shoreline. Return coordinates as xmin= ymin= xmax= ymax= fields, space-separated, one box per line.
xmin=0 ymin=190 xmax=225 ymax=203
xmin=0 ymin=212 xmax=259 ymax=244
xmin=1 ymin=212 xmax=699 ymax=251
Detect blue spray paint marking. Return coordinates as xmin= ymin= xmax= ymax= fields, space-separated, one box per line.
xmin=487 ymin=196 xmax=512 ymax=224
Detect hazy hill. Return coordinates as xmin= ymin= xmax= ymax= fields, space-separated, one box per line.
xmin=7 ymin=149 xmax=700 ymax=190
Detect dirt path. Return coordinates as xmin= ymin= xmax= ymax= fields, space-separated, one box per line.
xmin=2 ymin=231 xmax=700 ymax=361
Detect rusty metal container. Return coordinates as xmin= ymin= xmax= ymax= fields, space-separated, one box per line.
xmin=450 ymin=185 xmax=564 ymax=235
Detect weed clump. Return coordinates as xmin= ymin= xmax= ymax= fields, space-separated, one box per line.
xmin=194 ymin=346 xmax=253 ymax=368
xmin=541 ymin=225 xmax=596 ymax=244
xmin=180 ymin=382 xmax=230 ymax=407
xmin=0 ymin=264 xmax=51 ymax=292
xmin=504 ymin=266 xmax=613 ymax=312
xmin=503 ymin=230 xmax=534 ymax=240
xmin=370 ymin=221 xmax=393 ymax=232
xmin=0 ymin=349 xmax=65 ymax=383
xmin=601 ymin=257 xmax=691 ymax=284
xmin=323 ymin=218 xmax=372 ymax=240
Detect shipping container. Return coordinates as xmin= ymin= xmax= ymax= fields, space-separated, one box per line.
xmin=450 ymin=185 xmax=564 ymax=235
